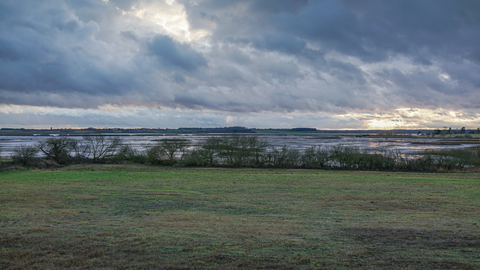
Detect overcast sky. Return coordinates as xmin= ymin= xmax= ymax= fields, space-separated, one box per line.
xmin=1 ymin=0 xmax=480 ymax=129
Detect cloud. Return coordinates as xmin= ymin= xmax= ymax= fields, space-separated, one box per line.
xmin=1 ymin=0 xmax=480 ymax=128
xmin=0 ymin=1 xmax=137 ymax=104
xmin=148 ymin=34 xmax=207 ymax=72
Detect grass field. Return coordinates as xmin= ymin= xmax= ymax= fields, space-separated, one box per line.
xmin=1 ymin=165 xmax=479 ymax=269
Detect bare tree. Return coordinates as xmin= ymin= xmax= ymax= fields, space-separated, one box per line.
xmin=70 ymin=139 xmax=90 ymax=163
xmin=266 ymin=145 xmax=300 ymax=168
xmin=146 ymin=138 xmax=191 ymax=165
xmin=199 ymin=136 xmax=222 ymax=165
xmin=37 ymin=137 xmax=76 ymax=164
xmin=215 ymin=135 xmax=268 ymax=167
xmin=13 ymin=145 xmax=39 ymax=166
xmin=245 ymin=135 xmax=268 ymax=165
xmin=160 ymin=138 xmax=190 ymax=161
xmin=301 ymin=146 xmax=329 ymax=168
xmin=83 ymin=135 xmax=123 ymax=162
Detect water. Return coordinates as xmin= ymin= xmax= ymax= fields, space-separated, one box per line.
xmin=0 ymin=133 xmax=476 ymax=158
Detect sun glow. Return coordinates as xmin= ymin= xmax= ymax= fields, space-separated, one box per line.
xmin=2 ymin=104 xmax=480 ymax=130
xmin=125 ymin=1 xmax=209 ymax=42
xmin=364 ymin=108 xmax=480 ymax=129
xmin=367 ymin=119 xmax=414 ymax=129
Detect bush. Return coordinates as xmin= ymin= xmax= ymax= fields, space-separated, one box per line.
xmin=356 ymin=152 xmax=396 ymax=170
xmin=195 ymin=135 xmax=267 ymax=167
xmin=184 ymin=135 xmax=269 ymax=167
xmin=146 ymin=144 xmax=168 ymax=165
xmin=184 ymin=149 xmax=212 ymax=166
xmin=27 ymin=134 xmax=479 ymax=172
xmin=12 ymin=145 xmax=39 ymax=166
xmin=301 ymin=146 xmax=329 ymax=168
xmin=426 ymin=148 xmax=479 ymax=168
xmin=265 ymin=145 xmax=301 ymax=168
xmin=83 ymin=135 xmax=123 ymax=163
xmin=146 ymin=138 xmax=190 ymax=165
xmin=197 ymin=137 xmax=223 ymax=166
xmin=37 ymin=137 xmax=76 ymax=164
xmin=115 ymin=144 xmax=146 ymax=163
xmin=330 ymin=145 xmax=363 ymax=169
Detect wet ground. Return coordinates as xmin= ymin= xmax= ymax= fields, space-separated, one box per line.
xmin=0 ymin=133 xmax=477 ymax=158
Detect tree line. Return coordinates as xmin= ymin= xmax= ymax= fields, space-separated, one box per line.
xmin=6 ymin=135 xmax=480 ymax=171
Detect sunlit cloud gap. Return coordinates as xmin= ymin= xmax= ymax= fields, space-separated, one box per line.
xmin=126 ymin=1 xmax=208 ymax=42
xmin=1 ymin=105 xmax=480 ymax=130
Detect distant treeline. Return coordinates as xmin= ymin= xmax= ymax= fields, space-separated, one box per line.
xmin=3 ymin=135 xmax=479 ymax=172
xmin=10 ymin=126 xmax=475 ymax=136
xmin=1 ymin=126 xmax=315 ymax=135
xmin=178 ymin=126 xmax=256 ymax=133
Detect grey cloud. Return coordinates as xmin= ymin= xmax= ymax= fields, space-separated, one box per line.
xmin=148 ymin=35 xmax=207 ymax=72
xmin=220 ymin=46 xmax=252 ymax=66
xmin=0 ymin=0 xmax=170 ymax=108
xmin=248 ymin=33 xmax=324 ymax=60
xmin=444 ymin=62 xmax=480 ymax=89
xmin=183 ymin=0 xmax=480 ymax=65
xmin=179 ymin=0 xmax=480 ymax=111
xmin=1 ymin=0 xmax=480 ymax=127
xmin=253 ymin=33 xmax=307 ymax=54
xmin=325 ymin=60 xmax=367 ymax=85
xmin=180 ymin=0 xmax=308 ymax=17
xmin=269 ymin=1 xmax=390 ymax=62
xmin=247 ymin=0 xmax=308 ymax=14
xmin=120 ymin=31 xmax=139 ymax=42
xmin=0 ymin=36 xmax=21 ymax=61
xmin=412 ymin=56 xmax=432 ymax=66
xmin=107 ymin=0 xmax=139 ymax=11
xmin=172 ymin=73 xmax=186 ymax=84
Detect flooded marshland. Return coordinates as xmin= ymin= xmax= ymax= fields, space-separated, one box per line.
xmin=0 ymin=133 xmax=477 ymax=159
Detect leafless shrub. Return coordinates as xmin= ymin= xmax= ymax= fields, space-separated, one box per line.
xmin=12 ymin=145 xmax=38 ymax=166
xmin=83 ymin=135 xmax=123 ymax=162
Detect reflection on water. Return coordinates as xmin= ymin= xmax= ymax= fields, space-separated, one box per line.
xmin=0 ymin=134 xmax=476 ymax=158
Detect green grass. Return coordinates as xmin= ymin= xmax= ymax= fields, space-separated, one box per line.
xmin=1 ymin=165 xmax=479 ymax=269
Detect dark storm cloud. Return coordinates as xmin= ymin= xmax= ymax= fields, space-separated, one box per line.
xmin=1 ymin=0 xmax=480 ymax=121
xmin=177 ymin=0 xmax=480 ymax=111
xmin=0 ymin=0 xmax=135 ymax=105
xmin=227 ymin=32 xmax=324 ymax=60
xmin=189 ymin=0 xmax=480 ymax=64
xmin=0 ymin=0 xmax=210 ymax=108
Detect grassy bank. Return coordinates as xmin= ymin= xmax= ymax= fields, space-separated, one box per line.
xmin=1 ymin=165 xmax=479 ymax=269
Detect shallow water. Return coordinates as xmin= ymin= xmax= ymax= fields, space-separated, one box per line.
xmin=0 ymin=133 xmax=475 ymax=158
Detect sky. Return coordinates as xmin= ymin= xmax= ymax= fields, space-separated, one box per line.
xmin=1 ymin=0 xmax=480 ymax=130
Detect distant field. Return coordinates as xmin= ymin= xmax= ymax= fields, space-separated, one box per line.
xmin=1 ymin=165 xmax=479 ymax=269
